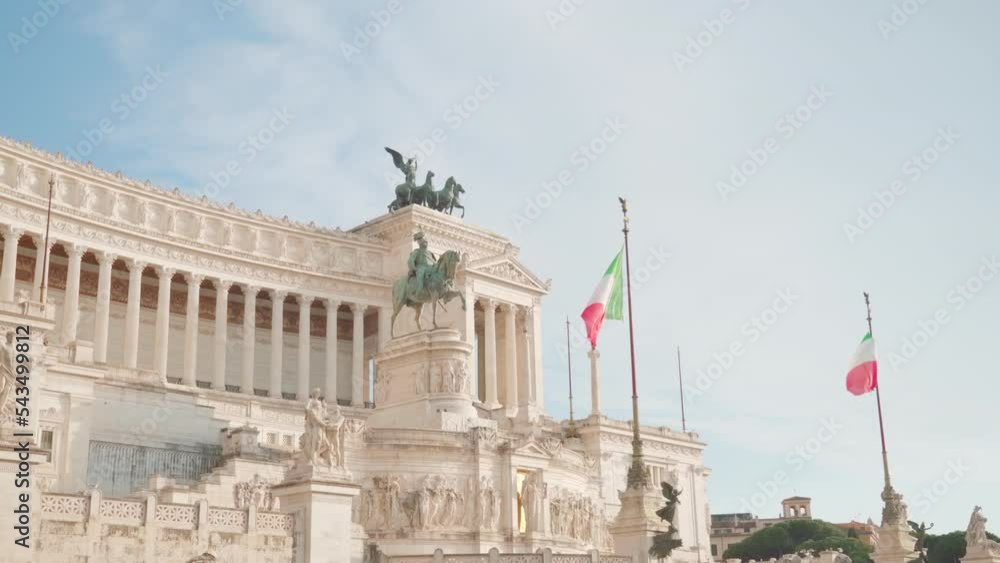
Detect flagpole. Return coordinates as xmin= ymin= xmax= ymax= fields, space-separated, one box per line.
xmin=677 ymin=346 xmax=687 ymax=433
xmin=864 ymin=292 xmax=892 ymax=491
xmin=566 ymin=316 xmax=578 ymax=438
xmin=619 ymin=197 xmax=647 ymax=489
xmin=40 ymin=175 xmax=55 ymax=309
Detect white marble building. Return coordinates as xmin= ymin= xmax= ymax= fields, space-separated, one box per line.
xmin=0 ymin=135 xmax=712 ymax=562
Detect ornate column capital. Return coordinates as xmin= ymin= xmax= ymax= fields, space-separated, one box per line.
xmin=270 ymin=289 xmax=288 ymax=302
xmin=482 ymin=298 xmax=496 ymax=314
xmin=184 ymin=272 xmax=205 ymax=286
xmin=127 ymin=258 xmax=148 ymax=275
xmin=243 ymin=284 xmax=260 ymax=298
xmin=96 ymin=251 xmax=118 ymax=267
xmin=296 ymin=293 xmax=315 ymax=306
xmin=155 ymin=265 xmax=176 ymax=279
xmin=499 ymin=302 xmax=519 ymax=315
xmin=215 ymin=279 xmax=233 ymax=293
xmin=325 ymin=298 xmax=341 ymax=311
xmin=64 ymin=243 xmax=86 ymax=260
xmin=349 ymin=302 xmax=368 ymax=315
xmin=2 ymin=225 xmax=25 ymax=241
xmin=30 ymin=233 xmax=54 ymax=250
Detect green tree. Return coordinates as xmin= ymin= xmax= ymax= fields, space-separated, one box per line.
xmin=723 ymin=519 xmax=871 ymax=563
xmin=925 ymin=530 xmax=1000 ymax=563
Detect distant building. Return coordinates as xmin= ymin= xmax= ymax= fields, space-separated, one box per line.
xmin=710 ymin=497 xmax=812 ymax=560
xmin=710 ymin=497 xmax=876 ymax=560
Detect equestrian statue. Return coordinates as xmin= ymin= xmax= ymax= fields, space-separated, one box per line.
xmin=390 ymin=231 xmax=466 ymax=336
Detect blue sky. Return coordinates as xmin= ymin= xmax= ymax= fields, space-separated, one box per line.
xmin=2 ymin=0 xmax=997 ymax=532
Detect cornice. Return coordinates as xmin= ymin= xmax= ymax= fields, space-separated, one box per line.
xmin=0 ymin=136 xmax=384 ymax=246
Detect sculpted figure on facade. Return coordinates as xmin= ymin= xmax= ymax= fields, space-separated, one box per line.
xmin=234 ymin=474 xmax=275 ymax=511
xmin=301 ymin=388 xmax=346 ymax=468
xmin=0 ymin=331 xmax=16 ymax=421
xmin=478 ymin=476 xmax=501 ymax=531
xmin=521 ymin=472 xmax=543 ymax=533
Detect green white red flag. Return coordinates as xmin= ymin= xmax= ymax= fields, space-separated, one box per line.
xmin=846 ymin=333 xmax=878 ymax=395
xmin=581 ymin=249 xmax=624 ymax=349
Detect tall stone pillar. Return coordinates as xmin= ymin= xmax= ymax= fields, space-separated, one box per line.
xmin=212 ymin=279 xmax=232 ymax=390
xmin=530 ymin=301 xmax=544 ymax=407
xmin=297 ymin=295 xmax=314 ymax=401
xmin=610 ymin=482 xmax=670 ymax=563
xmin=269 ymin=290 xmax=287 ymax=398
xmin=463 ymin=285 xmax=475 ymax=345
xmin=350 ymin=303 xmax=366 ymax=406
xmin=871 ymin=488 xmax=918 ymax=563
xmin=589 ymin=348 xmax=601 ymax=415
xmin=325 ymin=299 xmax=340 ymax=403
xmin=124 ymin=259 xmax=146 ymax=369
xmin=93 ymin=251 xmax=116 ymax=363
xmin=182 ymin=273 xmax=204 ymax=386
xmin=0 ymin=226 xmax=23 ymax=301
xmin=377 ymin=305 xmax=390 ymax=351
xmin=30 ymin=235 xmax=52 ymax=302
xmin=61 ymin=244 xmax=85 ymax=343
xmin=153 ymin=267 xmax=174 ymax=377
xmin=241 ymin=285 xmax=258 ymax=395
xmin=502 ymin=304 xmax=518 ymax=417
xmin=483 ymin=299 xmax=500 ymax=409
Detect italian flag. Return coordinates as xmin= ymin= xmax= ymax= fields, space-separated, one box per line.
xmin=846 ymin=333 xmax=878 ymax=396
xmin=581 ymin=249 xmax=624 ymax=349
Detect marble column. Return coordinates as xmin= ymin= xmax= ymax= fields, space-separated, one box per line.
xmin=0 ymin=226 xmax=23 ymax=302
xmin=483 ymin=299 xmax=500 ymax=409
xmin=463 ymin=284 xmax=475 ymax=345
xmin=212 ymin=279 xmax=232 ymax=390
xmin=522 ymin=307 xmax=536 ymax=405
xmin=350 ymin=303 xmax=366 ymax=407
xmin=154 ymin=267 xmax=175 ymax=377
xmin=61 ymin=244 xmax=85 ymax=343
xmin=502 ymin=304 xmax=518 ymax=417
xmin=30 ymin=235 xmax=52 ymax=302
xmin=377 ymin=305 xmax=390 ymax=351
xmin=589 ymin=348 xmax=601 ymax=415
xmin=530 ymin=302 xmax=544 ymax=407
xmin=297 ymin=295 xmax=314 ymax=401
xmin=93 ymin=251 xmax=116 ymax=363
xmin=241 ymin=285 xmax=258 ymax=395
xmin=269 ymin=290 xmax=286 ymax=399
xmin=124 ymin=259 xmax=147 ymax=369
xmin=325 ymin=299 xmax=340 ymax=403
xmin=182 ymin=273 xmax=204 ymax=386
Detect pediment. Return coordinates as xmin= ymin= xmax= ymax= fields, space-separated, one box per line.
xmin=467 ymin=254 xmax=550 ymax=294
xmin=513 ymin=440 xmax=554 ymax=459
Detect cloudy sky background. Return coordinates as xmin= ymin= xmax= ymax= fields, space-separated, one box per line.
xmin=3 ymin=0 xmax=998 ymax=532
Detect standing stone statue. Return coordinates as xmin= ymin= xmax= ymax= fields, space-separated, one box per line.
xmin=966 ymin=507 xmax=1000 ymax=555
xmin=301 ymin=389 xmax=346 ymax=469
xmin=390 ymin=231 xmax=465 ymax=336
xmin=521 ymin=473 xmax=543 ymax=533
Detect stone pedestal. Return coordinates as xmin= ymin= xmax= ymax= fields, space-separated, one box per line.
xmin=610 ymin=485 xmax=670 ymax=563
xmin=273 ymin=464 xmax=362 ymax=563
xmin=871 ymin=520 xmax=917 ymax=563
xmin=962 ymin=547 xmax=1000 ymax=563
xmin=368 ymin=328 xmax=477 ymax=431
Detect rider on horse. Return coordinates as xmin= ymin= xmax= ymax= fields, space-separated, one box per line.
xmin=407 ymin=231 xmax=436 ymax=301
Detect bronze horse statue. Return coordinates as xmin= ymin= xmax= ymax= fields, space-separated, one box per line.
xmin=390 ymin=249 xmax=465 ymax=336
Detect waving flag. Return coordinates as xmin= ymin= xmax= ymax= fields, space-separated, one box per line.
xmin=846 ymin=333 xmax=878 ymax=395
xmin=581 ymin=249 xmax=624 ymax=349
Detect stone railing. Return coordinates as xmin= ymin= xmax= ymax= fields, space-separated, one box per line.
xmin=381 ymin=548 xmax=630 ymax=563
xmin=37 ymin=490 xmax=293 ymax=562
